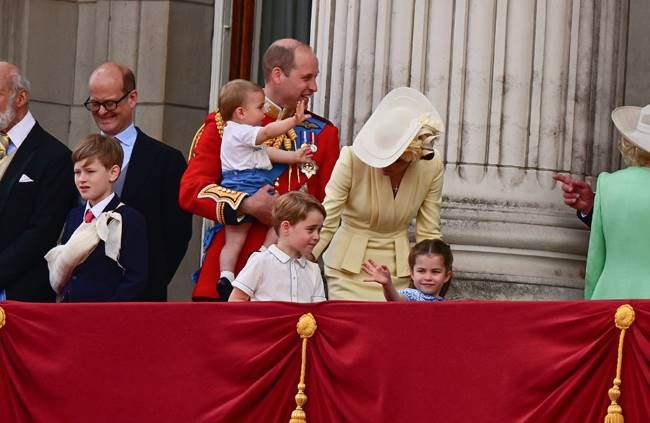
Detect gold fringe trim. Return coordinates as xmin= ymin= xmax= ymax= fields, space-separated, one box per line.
xmin=0 ymin=306 xmax=5 ymax=329
xmin=215 ymin=111 xmax=225 ymax=137
xmin=604 ymin=304 xmax=635 ymax=423
xmin=188 ymin=123 xmax=205 ymax=159
xmin=188 ymin=111 xmax=225 ymax=159
xmin=262 ymin=128 xmax=297 ymax=150
xmin=289 ymin=313 xmax=317 ymax=423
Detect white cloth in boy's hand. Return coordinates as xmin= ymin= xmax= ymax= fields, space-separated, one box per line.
xmin=44 ymin=208 xmax=124 ymax=294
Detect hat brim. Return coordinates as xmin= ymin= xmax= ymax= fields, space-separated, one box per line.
xmin=352 ymin=87 xmax=443 ymax=168
xmin=612 ymin=106 xmax=650 ymax=152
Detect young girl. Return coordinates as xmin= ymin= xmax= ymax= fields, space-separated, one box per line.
xmin=362 ymin=239 xmax=453 ymax=301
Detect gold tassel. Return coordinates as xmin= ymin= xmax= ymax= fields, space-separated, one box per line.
xmin=215 ymin=111 xmax=225 ymax=137
xmin=289 ymin=313 xmax=317 ymax=423
xmin=0 ymin=306 xmax=5 ymax=330
xmin=603 ymin=304 xmax=635 ymax=423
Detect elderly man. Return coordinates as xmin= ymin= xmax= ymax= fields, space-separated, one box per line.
xmin=0 ymin=62 xmax=77 ymax=301
xmin=85 ymin=62 xmax=192 ymax=301
xmin=180 ymin=39 xmax=340 ymax=301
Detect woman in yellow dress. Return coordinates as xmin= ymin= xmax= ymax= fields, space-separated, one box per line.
xmin=312 ymin=87 xmax=445 ymax=300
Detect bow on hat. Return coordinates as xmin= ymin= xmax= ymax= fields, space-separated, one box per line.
xmin=352 ymin=87 xmax=445 ymax=168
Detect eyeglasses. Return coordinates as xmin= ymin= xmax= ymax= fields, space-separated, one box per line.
xmin=83 ymin=91 xmax=132 ymax=112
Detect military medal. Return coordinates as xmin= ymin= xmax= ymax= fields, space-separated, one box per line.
xmin=308 ymin=132 xmax=317 ymax=153
xmin=300 ymin=131 xmax=318 ymax=178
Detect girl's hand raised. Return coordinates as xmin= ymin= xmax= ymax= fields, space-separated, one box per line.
xmin=362 ymin=259 xmax=393 ymax=286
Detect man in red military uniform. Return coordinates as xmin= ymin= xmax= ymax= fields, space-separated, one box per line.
xmin=179 ymin=39 xmax=340 ymax=300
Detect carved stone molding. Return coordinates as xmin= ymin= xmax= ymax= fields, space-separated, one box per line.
xmin=311 ymin=0 xmax=630 ymax=299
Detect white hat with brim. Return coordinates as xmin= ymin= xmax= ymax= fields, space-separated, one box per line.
xmin=611 ymin=104 xmax=650 ymax=152
xmin=352 ymin=87 xmax=443 ymax=168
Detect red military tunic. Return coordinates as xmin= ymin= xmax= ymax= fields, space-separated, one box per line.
xmin=179 ymin=99 xmax=340 ymax=300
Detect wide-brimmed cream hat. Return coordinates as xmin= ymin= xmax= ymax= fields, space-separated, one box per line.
xmin=611 ymin=104 xmax=650 ymax=152
xmin=352 ymin=87 xmax=444 ymax=168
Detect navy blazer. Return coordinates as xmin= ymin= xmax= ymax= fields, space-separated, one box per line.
xmin=60 ymin=195 xmax=148 ymax=302
xmin=0 ymin=121 xmax=77 ymax=301
xmin=577 ymin=209 xmax=593 ymax=227
xmin=119 ymin=128 xmax=192 ymax=301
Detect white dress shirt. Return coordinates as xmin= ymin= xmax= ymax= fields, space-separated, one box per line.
xmin=233 ymin=245 xmax=326 ymax=302
xmin=6 ymin=111 xmax=36 ymax=155
xmin=111 ymin=123 xmax=137 ymax=170
xmin=84 ymin=192 xmax=116 ymax=221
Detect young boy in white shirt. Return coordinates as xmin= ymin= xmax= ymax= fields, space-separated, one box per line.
xmin=228 ymin=191 xmax=326 ymax=302
xmin=217 ymin=79 xmax=314 ymax=297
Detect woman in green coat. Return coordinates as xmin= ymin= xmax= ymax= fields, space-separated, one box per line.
xmin=585 ymin=104 xmax=650 ymax=299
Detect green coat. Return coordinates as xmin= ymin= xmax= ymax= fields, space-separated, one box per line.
xmin=585 ymin=166 xmax=650 ymax=299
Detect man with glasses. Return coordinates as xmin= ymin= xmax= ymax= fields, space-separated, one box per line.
xmin=85 ymin=62 xmax=192 ymax=301
xmin=0 ymin=61 xmax=76 ymax=301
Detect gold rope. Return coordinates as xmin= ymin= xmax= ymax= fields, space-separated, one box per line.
xmin=603 ymin=304 xmax=635 ymax=423
xmin=215 ymin=111 xmax=225 ymax=137
xmin=188 ymin=111 xmax=225 ymax=159
xmin=289 ymin=313 xmax=317 ymax=423
xmin=188 ymin=123 xmax=205 ymax=159
xmin=0 ymin=306 xmax=5 ymax=329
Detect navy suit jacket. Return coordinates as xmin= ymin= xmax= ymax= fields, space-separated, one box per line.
xmin=61 ymin=195 xmax=148 ymax=302
xmin=0 ymin=121 xmax=77 ymax=301
xmin=119 ymin=128 xmax=192 ymax=301
xmin=577 ymin=209 xmax=593 ymax=227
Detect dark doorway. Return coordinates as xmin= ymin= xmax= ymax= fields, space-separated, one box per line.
xmin=227 ymin=0 xmax=312 ymax=83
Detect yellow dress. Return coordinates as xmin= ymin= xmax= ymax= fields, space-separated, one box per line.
xmin=312 ymin=146 xmax=444 ymax=300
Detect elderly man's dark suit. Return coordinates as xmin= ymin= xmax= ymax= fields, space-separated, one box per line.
xmin=0 ymin=122 xmax=76 ymax=301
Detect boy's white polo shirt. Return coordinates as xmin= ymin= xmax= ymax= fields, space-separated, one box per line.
xmin=220 ymin=121 xmax=272 ymax=172
xmin=233 ymin=245 xmax=326 ymax=302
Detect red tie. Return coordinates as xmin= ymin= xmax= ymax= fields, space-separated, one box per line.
xmin=84 ymin=209 xmax=94 ymax=223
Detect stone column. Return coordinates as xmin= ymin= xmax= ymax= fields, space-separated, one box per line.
xmin=311 ymin=0 xmax=630 ymax=299
xmin=0 ymin=0 xmax=216 ymax=300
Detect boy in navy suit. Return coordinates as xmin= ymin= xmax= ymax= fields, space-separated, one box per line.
xmin=46 ymin=134 xmax=148 ymax=301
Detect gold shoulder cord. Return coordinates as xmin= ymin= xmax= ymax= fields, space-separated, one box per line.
xmin=188 ymin=111 xmax=225 ymax=159
xmin=603 ymin=304 xmax=635 ymax=423
xmin=188 ymin=123 xmax=204 ymax=159
xmin=216 ymin=111 xmax=225 ymax=137
xmin=289 ymin=313 xmax=318 ymax=423
xmin=262 ymin=128 xmax=297 ymax=150
xmin=0 ymin=306 xmax=5 ymax=330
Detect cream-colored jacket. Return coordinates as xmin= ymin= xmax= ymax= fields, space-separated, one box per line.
xmin=313 ymin=146 xmax=444 ymax=279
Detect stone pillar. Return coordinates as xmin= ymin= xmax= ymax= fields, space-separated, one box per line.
xmin=0 ymin=0 xmax=216 ymax=300
xmin=311 ymin=0 xmax=630 ymax=299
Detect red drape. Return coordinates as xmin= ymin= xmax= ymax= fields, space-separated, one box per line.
xmin=1 ymin=300 xmax=649 ymax=422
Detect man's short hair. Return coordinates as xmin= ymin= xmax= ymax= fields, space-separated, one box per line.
xmin=261 ymin=41 xmax=310 ymax=82
xmin=115 ymin=63 xmax=136 ymax=95
xmin=9 ymin=72 xmax=31 ymax=95
xmin=218 ymin=79 xmax=263 ymax=121
xmin=72 ymin=134 xmax=124 ymax=169
xmin=272 ymin=191 xmax=326 ymax=234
